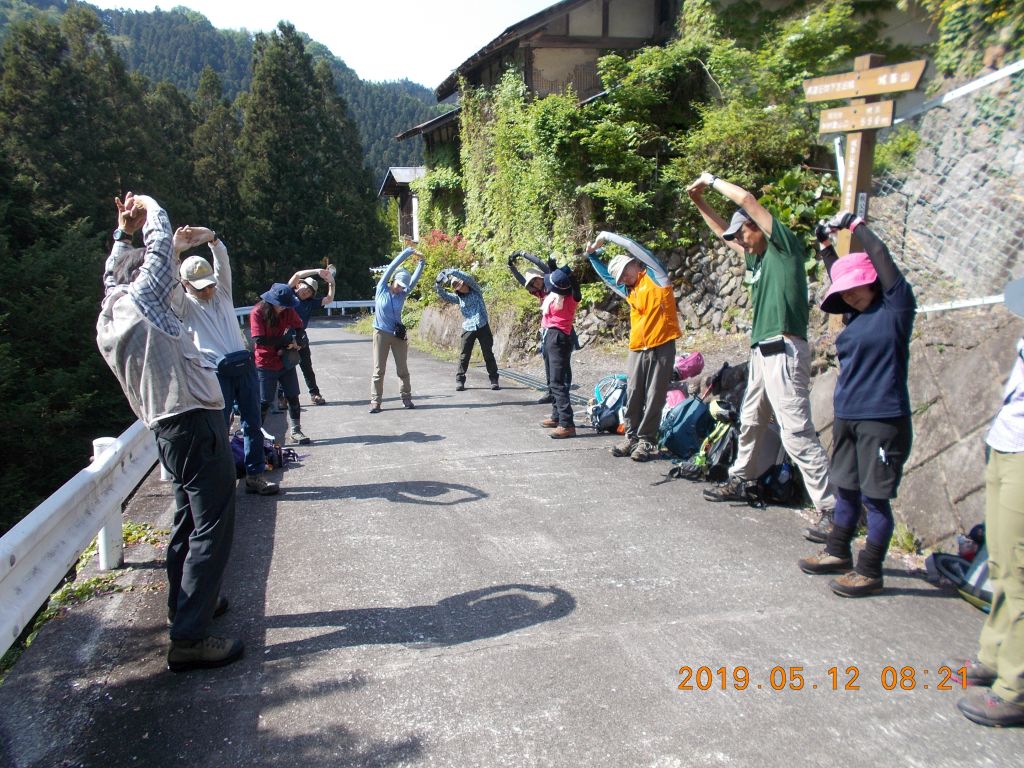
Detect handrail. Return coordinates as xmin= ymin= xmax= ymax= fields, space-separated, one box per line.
xmin=233 ymin=300 xmax=375 ymax=327
xmin=0 ymin=420 xmax=156 ymax=659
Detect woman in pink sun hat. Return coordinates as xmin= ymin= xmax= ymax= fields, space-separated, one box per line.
xmin=797 ymin=211 xmax=916 ymax=598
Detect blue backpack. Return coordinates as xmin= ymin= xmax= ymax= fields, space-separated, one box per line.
xmin=658 ymin=398 xmax=713 ymax=460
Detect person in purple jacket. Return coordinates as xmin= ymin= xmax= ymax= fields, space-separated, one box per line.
xmin=798 ymin=211 xmax=916 ymax=598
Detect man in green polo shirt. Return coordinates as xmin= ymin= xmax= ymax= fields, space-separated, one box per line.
xmin=687 ymin=172 xmax=834 ymax=521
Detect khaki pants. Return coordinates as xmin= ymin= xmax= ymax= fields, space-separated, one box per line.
xmin=730 ymin=335 xmax=834 ymax=511
xmin=371 ymin=329 xmax=411 ymax=402
xmin=978 ymin=449 xmax=1024 ymax=705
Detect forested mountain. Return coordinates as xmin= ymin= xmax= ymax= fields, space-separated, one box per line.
xmin=0 ymin=0 xmax=445 ymax=180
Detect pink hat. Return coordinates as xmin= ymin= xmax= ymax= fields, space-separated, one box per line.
xmin=820 ymin=252 xmax=878 ymax=314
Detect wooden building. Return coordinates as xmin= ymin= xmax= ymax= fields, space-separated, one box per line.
xmin=377 ymin=166 xmax=426 ymax=241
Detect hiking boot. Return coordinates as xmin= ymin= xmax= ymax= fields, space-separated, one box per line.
xmin=490 ymin=380 xmax=500 ymax=391
xmin=830 ymin=570 xmax=883 ymax=597
xmin=290 ymin=428 xmax=311 ymax=445
xmin=550 ymin=425 xmax=576 ymax=439
xmin=455 ymin=382 xmax=466 ymax=392
xmin=630 ymin=440 xmax=658 ymax=462
xmin=611 ymin=437 xmax=638 ymax=457
xmin=168 ymin=596 xmax=229 ymax=627
xmin=369 ymin=400 xmax=381 ymax=413
xmin=957 ymin=689 xmax=1024 ymax=727
xmin=245 ymin=474 xmax=279 ymax=496
xmin=311 ymin=394 xmax=326 ymax=406
xmin=703 ymin=477 xmax=749 ymax=503
xmin=540 ymin=417 xmax=559 ymax=428
xmin=952 ymin=658 xmax=998 ymax=688
xmin=798 ymin=551 xmax=854 ymax=575
xmin=167 ymin=635 xmax=244 ymax=673
xmin=536 ymin=393 xmax=555 ymax=404
xmin=805 ymin=508 xmax=834 ymax=543
xmin=402 ymin=395 xmax=415 ymax=409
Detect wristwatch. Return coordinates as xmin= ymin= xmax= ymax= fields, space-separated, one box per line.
xmin=112 ymin=228 xmax=132 ymax=243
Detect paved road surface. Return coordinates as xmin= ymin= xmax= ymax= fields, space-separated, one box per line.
xmin=1 ymin=318 xmax=1020 ymax=767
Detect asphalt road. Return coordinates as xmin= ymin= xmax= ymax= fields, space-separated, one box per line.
xmin=1 ymin=318 xmax=1020 ymax=767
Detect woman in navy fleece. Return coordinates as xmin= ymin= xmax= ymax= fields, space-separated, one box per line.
xmin=798 ymin=211 xmax=916 ymax=597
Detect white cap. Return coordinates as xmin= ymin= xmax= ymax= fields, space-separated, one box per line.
xmin=179 ymin=255 xmax=216 ymax=289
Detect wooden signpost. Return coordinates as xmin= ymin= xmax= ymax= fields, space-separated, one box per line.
xmin=803 ymin=55 xmax=926 ymax=256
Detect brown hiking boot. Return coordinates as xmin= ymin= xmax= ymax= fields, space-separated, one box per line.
xmin=540 ymin=417 xmax=559 ymax=428
xmin=957 ymin=689 xmax=1024 ymax=727
xmin=703 ymin=477 xmax=749 ymax=502
xmin=167 ymin=635 xmax=244 ymax=672
xmin=245 ymin=474 xmax=279 ymax=495
xmin=952 ymin=658 xmax=998 ymax=688
xmin=630 ymin=440 xmax=658 ymax=462
xmin=798 ymin=551 xmax=854 ymax=575
xmin=550 ymin=425 xmax=576 ymax=439
xmin=611 ymin=438 xmax=638 ymax=457
xmin=830 ymin=571 xmax=883 ymax=597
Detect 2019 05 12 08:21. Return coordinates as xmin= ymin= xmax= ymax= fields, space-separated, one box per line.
xmin=675 ymin=665 xmax=968 ymax=691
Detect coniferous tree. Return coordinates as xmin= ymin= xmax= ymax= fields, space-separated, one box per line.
xmin=237 ymin=23 xmax=387 ymax=297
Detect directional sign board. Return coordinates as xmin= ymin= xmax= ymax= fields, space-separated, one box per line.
xmin=819 ymin=100 xmax=894 ymax=134
xmin=803 ymin=60 xmax=926 ymax=102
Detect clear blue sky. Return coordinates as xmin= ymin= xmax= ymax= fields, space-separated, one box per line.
xmin=89 ymin=1 xmax=558 ymax=88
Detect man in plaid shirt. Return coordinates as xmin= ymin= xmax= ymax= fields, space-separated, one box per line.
xmin=96 ymin=192 xmax=242 ymax=673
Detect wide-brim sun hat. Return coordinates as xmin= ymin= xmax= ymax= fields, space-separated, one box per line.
xmin=544 ymin=268 xmax=572 ymax=296
xmin=820 ymin=252 xmax=878 ymax=314
xmin=261 ymin=282 xmax=298 ymax=308
xmin=522 ymin=268 xmax=545 ymax=288
xmin=608 ymin=254 xmax=635 ymax=283
xmin=301 ymin=276 xmax=318 ymax=292
xmin=1005 ymin=276 xmax=1024 ymax=318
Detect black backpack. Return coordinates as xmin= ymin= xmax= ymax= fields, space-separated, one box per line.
xmin=668 ymin=401 xmax=738 ymax=482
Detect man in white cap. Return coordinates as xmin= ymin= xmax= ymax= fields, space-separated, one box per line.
xmin=287 ymin=266 xmax=336 ymax=405
xmin=176 ymin=230 xmax=278 ymax=496
xmin=587 ymin=233 xmax=681 ymax=461
xmin=686 ymin=173 xmax=835 ymax=519
xmin=370 ymin=246 xmax=424 ymax=412
xmin=957 ymin=276 xmax=1024 ymax=728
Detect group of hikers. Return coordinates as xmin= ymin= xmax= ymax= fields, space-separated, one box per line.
xmin=96 ymin=172 xmax=1024 ymax=727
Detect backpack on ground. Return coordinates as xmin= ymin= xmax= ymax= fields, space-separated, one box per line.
xmin=744 ymin=430 xmax=803 ymax=507
xmin=668 ymin=399 xmax=738 ymax=481
xmin=230 ymin=433 xmax=298 ymax=477
xmin=658 ymin=396 xmax=713 ymax=460
xmin=589 ymin=374 xmax=628 ymax=433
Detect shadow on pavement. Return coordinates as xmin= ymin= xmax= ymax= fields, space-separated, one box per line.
xmin=314 ymin=431 xmax=446 ymax=447
xmin=262 ymin=583 xmax=577 ymax=660
xmin=288 ymin=480 xmax=487 ymax=506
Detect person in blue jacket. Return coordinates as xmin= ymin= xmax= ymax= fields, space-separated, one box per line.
xmin=370 ymin=246 xmax=424 ymax=413
xmin=435 ymin=268 xmax=500 ymax=391
xmin=798 ymin=211 xmax=916 ymax=598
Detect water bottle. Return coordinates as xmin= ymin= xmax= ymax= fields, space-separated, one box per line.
xmin=777 ymin=462 xmax=792 ymax=486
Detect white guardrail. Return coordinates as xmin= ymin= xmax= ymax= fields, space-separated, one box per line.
xmin=0 ymin=420 xmax=156 ymax=658
xmin=233 ymin=300 xmax=375 ymax=326
xmin=0 ymin=297 xmax=374 ymax=659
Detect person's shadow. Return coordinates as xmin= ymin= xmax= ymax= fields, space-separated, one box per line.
xmin=288 ymin=480 xmax=487 ymax=506
xmin=263 ymin=583 xmax=576 ymax=660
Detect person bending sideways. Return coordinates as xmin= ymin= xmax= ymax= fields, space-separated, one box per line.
xmin=435 ymin=267 xmax=500 ymax=391
xmin=687 ymin=172 xmax=835 ymax=523
xmin=370 ymin=247 xmax=424 ymax=413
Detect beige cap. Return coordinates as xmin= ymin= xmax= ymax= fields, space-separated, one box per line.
xmin=179 ymin=255 xmax=216 ymax=289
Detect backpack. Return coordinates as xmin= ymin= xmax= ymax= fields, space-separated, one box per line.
xmin=747 ymin=460 xmax=800 ymax=506
xmin=929 ymin=547 xmax=992 ymax=613
xmin=658 ymin=397 xmax=713 ymax=460
xmin=667 ymin=399 xmax=738 ymax=481
xmin=230 ymin=433 xmax=298 ymax=477
xmin=589 ymin=374 xmax=628 ymax=433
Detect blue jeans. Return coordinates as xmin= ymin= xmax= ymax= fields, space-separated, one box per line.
xmin=218 ymin=362 xmax=265 ymax=476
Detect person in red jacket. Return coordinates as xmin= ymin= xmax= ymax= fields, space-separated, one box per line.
xmin=250 ymin=283 xmax=311 ymax=445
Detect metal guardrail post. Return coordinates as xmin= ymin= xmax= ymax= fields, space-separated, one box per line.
xmin=92 ymin=438 xmax=125 ymax=570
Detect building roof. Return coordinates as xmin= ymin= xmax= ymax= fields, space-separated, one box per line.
xmin=434 ymin=0 xmax=592 ymax=101
xmin=394 ymin=107 xmax=461 ymax=142
xmin=377 ymin=166 xmax=426 ymax=198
